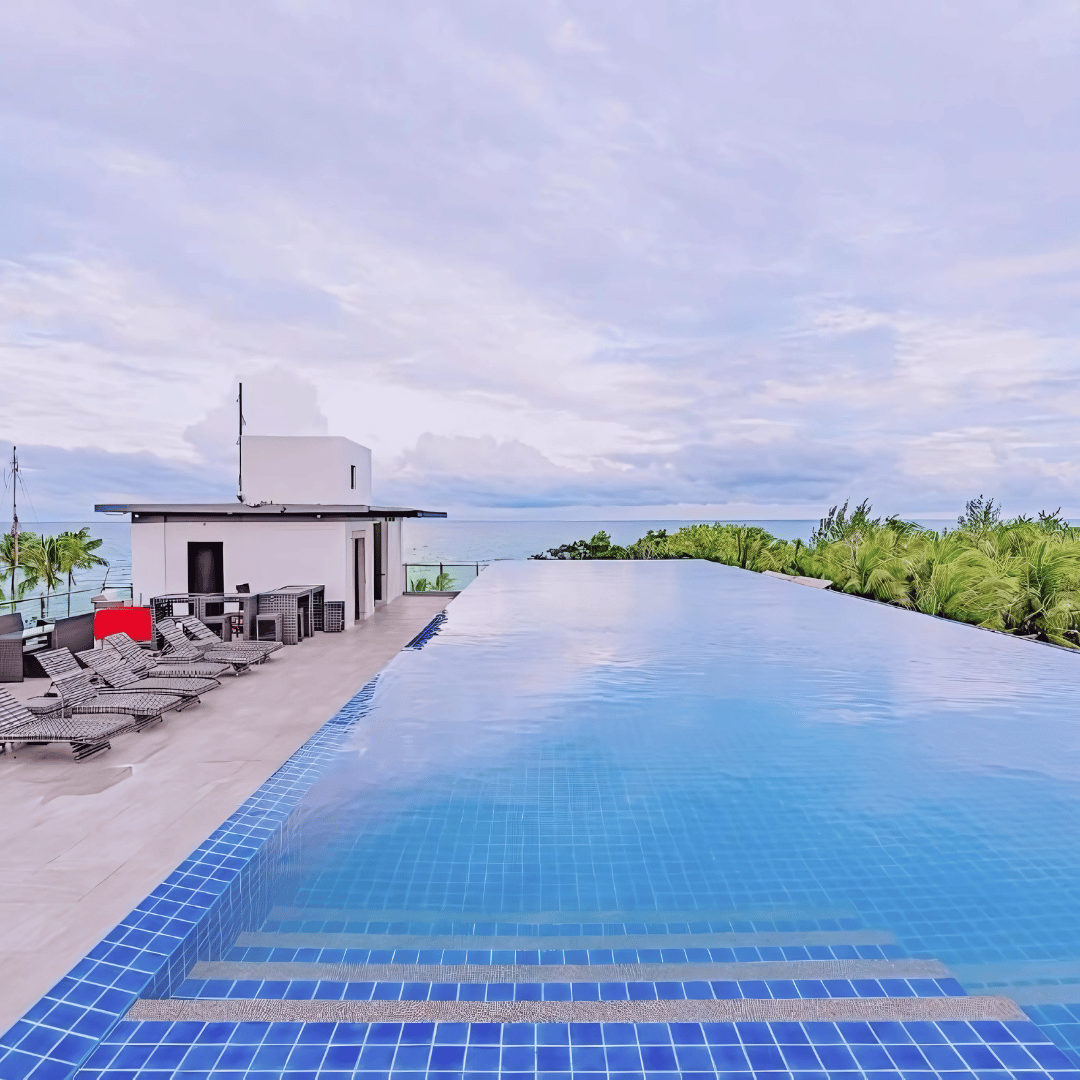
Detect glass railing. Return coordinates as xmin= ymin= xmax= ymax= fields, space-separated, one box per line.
xmin=2 ymin=584 xmax=134 ymax=620
xmin=404 ymin=563 xmax=487 ymax=593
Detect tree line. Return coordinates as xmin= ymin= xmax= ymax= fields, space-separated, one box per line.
xmin=1 ymin=528 xmax=108 ymax=615
xmin=531 ymin=497 xmax=1080 ymax=648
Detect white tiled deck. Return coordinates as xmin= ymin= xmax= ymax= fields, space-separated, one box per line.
xmin=0 ymin=594 xmax=451 ymax=1033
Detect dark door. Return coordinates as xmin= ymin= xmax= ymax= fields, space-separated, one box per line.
xmin=353 ymin=538 xmax=364 ymax=620
xmin=373 ymin=522 xmax=383 ymax=601
xmin=187 ymin=542 xmax=224 ymax=594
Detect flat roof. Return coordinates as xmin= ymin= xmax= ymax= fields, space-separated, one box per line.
xmin=95 ymin=503 xmax=446 ymax=520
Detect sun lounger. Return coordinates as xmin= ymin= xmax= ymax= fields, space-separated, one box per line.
xmin=76 ymin=649 xmax=219 ymax=703
xmin=34 ymin=647 xmax=81 ymax=680
xmin=103 ymin=633 xmax=231 ymax=679
xmin=0 ymin=688 xmax=138 ymax=761
xmin=49 ymin=670 xmax=186 ymax=720
xmin=35 ymin=647 xmax=203 ymax=711
xmin=155 ymin=619 xmax=259 ymax=673
xmin=178 ymin=616 xmax=283 ymax=658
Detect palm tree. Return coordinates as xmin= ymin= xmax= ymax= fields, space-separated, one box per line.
xmin=816 ymin=532 xmax=909 ymax=604
xmin=1000 ymin=537 xmax=1080 ymax=645
xmin=20 ymin=535 xmax=63 ymax=618
xmin=0 ymin=531 xmax=40 ymax=612
xmin=901 ymin=533 xmax=1013 ymax=625
xmin=55 ymin=529 xmax=108 ymax=616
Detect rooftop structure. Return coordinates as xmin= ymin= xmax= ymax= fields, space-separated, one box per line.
xmin=96 ymin=436 xmax=445 ymax=625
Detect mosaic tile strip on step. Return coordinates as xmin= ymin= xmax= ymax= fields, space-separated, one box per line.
xmin=74 ymin=1016 xmax=1078 ymax=1080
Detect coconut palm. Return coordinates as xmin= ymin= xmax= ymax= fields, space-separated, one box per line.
xmin=999 ymin=537 xmax=1080 ymax=645
xmin=55 ymin=528 xmax=108 ymax=616
xmin=19 ymin=535 xmax=64 ymax=617
xmin=901 ymin=533 xmax=1013 ymax=626
xmin=816 ymin=532 xmax=909 ymax=604
xmin=0 ymin=531 xmax=40 ymax=611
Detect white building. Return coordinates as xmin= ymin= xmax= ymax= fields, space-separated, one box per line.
xmin=96 ymin=436 xmax=444 ymax=627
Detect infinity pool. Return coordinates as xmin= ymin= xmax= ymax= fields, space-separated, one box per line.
xmin=67 ymin=561 xmax=1080 ymax=1076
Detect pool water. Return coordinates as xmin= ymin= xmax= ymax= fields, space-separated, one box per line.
xmin=82 ymin=560 xmax=1080 ymax=1077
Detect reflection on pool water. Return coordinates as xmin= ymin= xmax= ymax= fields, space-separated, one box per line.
xmin=293 ymin=559 xmax=1080 ymax=956
xmin=88 ymin=561 xmax=1080 ymax=1076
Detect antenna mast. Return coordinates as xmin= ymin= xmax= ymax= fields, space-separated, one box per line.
xmin=236 ymin=382 xmax=245 ymax=503
xmin=9 ymin=446 xmax=18 ymax=610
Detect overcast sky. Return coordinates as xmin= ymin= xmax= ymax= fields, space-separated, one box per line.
xmin=2 ymin=0 xmax=1079 ymax=520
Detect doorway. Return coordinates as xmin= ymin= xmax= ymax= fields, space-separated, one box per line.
xmin=373 ymin=522 xmax=384 ymax=602
xmin=187 ymin=542 xmax=223 ymax=594
xmin=353 ymin=537 xmax=366 ymax=621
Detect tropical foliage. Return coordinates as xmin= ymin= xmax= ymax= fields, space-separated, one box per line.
xmin=531 ymin=499 xmax=1080 ymax=648
xmin=410 ymin=570 xmax=456 ymax=592
xmin=1 ymin=529 xmax=108 ymax=614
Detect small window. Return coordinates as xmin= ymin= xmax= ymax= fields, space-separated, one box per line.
xmin=350 ymin=465 xmax=356 ymax=490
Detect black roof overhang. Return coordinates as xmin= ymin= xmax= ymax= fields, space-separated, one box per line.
xmin=95 ymin=503 xmax=446 ymax=522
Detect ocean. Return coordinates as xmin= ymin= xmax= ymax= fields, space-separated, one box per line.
xmin=10 ymin=518 xmax=826 ymax=587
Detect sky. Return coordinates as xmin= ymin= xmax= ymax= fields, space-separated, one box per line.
xmin=2 ymin=0 xmax=1080 ymax=521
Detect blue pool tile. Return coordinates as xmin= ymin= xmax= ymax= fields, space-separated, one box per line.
xmin=837 ymin=1021 xmax=879 ymax=1042
xmin=1028 ymin=1042 xmax=1079 ymax=1068
xmin=745 ymin=1043 xmax=786 ymax=1070
xmin=639 ymin=1043 xmax=678 ymax=1070
xmin=849 ymin=1043 xmax=896 ymax=1070
xmin=815 ymin=1043 xmax=859 ymax=1070
xmin=779 ymin=1043 xmax=821 ymax=1070
xmin=535 ymin=1044 xmax=571 ymax=1069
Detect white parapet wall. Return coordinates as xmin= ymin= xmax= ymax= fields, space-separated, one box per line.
xmin=241 ymin=436 xmax=372 ymax=506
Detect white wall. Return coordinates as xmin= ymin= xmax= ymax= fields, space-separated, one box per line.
xmin=242 ymin=435 xmax=372 ymax=505
xmin=385 ymin=518 xmax=405 ymax=599
xmin=130 ymin=516 xmax=403 ymax=628
xmin=129 ymin=520 xmax=166 ymax=607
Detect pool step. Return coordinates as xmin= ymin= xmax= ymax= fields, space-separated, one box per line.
xmin=174 ymin=953 xmax=966 ymax=1008
xmin=128 ymin=993 xmax=1028 ymax=1024
xmin=270 ymin=905 xmax=863 ymax=926
xmin=954 ymin=960 xmax=1080 ymax=1005
xmin=195 ymin=957 xmax=945 ymax=983
xmin=235 ymin=929 xmax=899 ymax=953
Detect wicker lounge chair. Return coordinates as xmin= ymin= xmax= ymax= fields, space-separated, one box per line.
xmin=103 ymin=632 xmax=231 ymax=679
xmin=48 ymin=670 xmax=186 ymax=719
xmin=155 ymin=619 xmax=258 ymax=673
xmin=35 ymin=647 xmax=205 ymax=709
xmin=33 ymin=647 xmax=81 ymax=680
xmin=178 ymin=616 xmax=283 ymax=658
xmin=76 ymin=648 xmax=219 ymax=703
xmin=0 ymin=688 xmax=137 ymax=761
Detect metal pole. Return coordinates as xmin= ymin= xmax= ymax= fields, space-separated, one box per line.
xmin=10 ymin=446 xmax=17 ymax=611
xmin=236 ymin=382 xmax=245 ymax=503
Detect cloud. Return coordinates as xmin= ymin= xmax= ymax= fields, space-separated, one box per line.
xmin=1 ymin=0 xmax=1080 ymax=518
xmin=184 ymin=366 xmax=330 ymax=472
xmin=6 ymin=444 xmax=232 ymax=519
